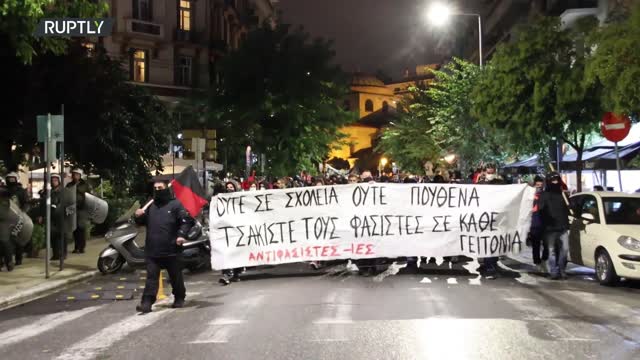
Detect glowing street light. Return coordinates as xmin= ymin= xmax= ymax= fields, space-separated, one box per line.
xmin=427 ymin=2 xmax=451 ymax=26
xmin=426 ymin=2 xmax=483 ymax=68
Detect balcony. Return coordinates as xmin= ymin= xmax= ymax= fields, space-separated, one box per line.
xmin=125 ymin=18 xmax=164 ymax=40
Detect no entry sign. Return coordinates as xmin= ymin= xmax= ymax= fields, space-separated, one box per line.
xmin=601 ymin=112 xmax=631 ymax=142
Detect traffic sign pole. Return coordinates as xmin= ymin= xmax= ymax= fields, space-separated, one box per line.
xmin=615 ymin=142 xmax=623 ymax=191
xmin=45 ymin=114 xmax=51 ymax=279
xmin=601 ymin=112 xmax=631 ymax=192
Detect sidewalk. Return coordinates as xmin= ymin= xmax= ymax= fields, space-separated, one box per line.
xmin=0 ymin=236 xmax=107 ymax=311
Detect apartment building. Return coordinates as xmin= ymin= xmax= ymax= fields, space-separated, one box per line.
xmin=101 ymin=0 xmax=276 ymax=103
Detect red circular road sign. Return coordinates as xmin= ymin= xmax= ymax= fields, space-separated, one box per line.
xmin=601 ymin=112 xmax=631 ymax=142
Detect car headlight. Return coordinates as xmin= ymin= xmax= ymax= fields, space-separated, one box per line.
xmin=617 ymin=236 xmax=640 ymax=252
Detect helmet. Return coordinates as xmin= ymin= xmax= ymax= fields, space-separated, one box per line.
xmin=71 ymin=168 xmax=84 ymax=176
xmin=6 ymin=172 xmax=19 ymax=181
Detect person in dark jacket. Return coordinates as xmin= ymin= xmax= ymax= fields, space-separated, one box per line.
xmin=38 ymin=175 xmax=65 ymax=260
xmin=134 ymin=181 xmax=194 ymax=313
xmin=538 ymin=172 xmax=570 ymax=280
xmin=67 ymin=169 xmax=92 ymax=254
xmin=5 ymin=172 xmax=29 ymax=265
xmin=530 ymin=175 xmax=549 ymax=273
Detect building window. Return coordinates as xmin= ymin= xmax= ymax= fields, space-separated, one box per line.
xmin=365 ymin=99 xmax=374 ymax=112
xmin=179 ymin=1 xmax=191 ymax=31
xmin=131 ymin=49 xmax=148 ymax=82
xmin=177 ymin=56 xmax=193 ymax=86
xmin=133 ymin=0 xmax=152 ymax=21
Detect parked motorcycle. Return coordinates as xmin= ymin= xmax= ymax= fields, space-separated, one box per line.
xmin=97 ymin=202 xmax=211 ymax=274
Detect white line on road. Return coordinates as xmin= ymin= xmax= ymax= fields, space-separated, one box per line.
xmin=468 ymin=276 xmax=482 ymax=286
xmin=419 ymin=277 xmax=432 ymax=284
xmin=189 ymin=295 xmax=265 ymax=344
xmin=446 ymin=278 xmax=458 ymax=285
xmin=0 ymin=306 xmax=104 ymax=348
xmin=55 ymin=309 xmax=170 ymax=360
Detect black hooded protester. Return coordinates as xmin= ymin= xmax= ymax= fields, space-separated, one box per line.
xmin=134 ymin=181 xmax=195 ymax=313
xmin=538 ymin=172 xmax=570 ymax=280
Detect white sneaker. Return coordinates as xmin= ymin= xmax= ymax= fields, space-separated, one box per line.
xmin=537 ymin=261 xmax=549 ymax=274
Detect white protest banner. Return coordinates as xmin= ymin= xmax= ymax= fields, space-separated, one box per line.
xmin=209 ymin=183 xmax=535 ymax=270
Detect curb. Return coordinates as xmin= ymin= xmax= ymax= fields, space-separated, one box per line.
xmin=0 ymin=270 xmax=100 ymax=312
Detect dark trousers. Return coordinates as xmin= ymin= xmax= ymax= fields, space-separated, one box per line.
xmin=73 ymin=226 xmax=87 ymax=252
xmin=0 ymin=239 xmax=13 ymax=266
xmin=52 ymin=231 xmax=66 ymax=259
xmin=531 ymin=232 xmax=549 ymax=265
xmin=142 ymin=256 xmax=186 ymax=304
xmin=484 ymin=257 xmax=499 ymax=274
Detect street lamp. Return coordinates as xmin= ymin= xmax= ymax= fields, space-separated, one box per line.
xmin=427 ymin=2 xmax=483 ymax=68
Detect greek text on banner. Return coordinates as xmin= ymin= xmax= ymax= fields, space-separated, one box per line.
xmin=209 ymin=183 xmax=535 ymax=270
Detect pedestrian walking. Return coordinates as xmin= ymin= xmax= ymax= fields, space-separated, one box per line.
xmin=134 ymin=181 xmax=194 ymax=313
xmin=538 ymin=172 xmax=570 ymax=280
xmin=66 ymin=169 xmax=92 ymax=254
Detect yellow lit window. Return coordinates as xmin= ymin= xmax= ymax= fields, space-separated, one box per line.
xmin=180 ymin=1 xmax=191 ymax=31
xmin=133 ymin=50 xmax=146 ymax=82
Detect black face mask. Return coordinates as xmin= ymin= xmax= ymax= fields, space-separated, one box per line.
xmin=154 ymin=188 xmax=171 ymax=204
xmin=547 ymin=182 xmax=562 ymax=193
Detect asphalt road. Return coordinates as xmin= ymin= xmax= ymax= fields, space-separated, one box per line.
xmin=0 ymin=259 xmax=639 ymax=360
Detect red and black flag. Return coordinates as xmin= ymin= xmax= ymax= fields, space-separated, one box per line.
xmin=171 ymin=166 xmax=208 ymax=217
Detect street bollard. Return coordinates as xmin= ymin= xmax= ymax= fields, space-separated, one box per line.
xmin=157 ymin=271 xmax=167 ymax=300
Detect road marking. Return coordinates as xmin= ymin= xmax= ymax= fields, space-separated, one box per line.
xmin=311 ymin=290 xmax=353 ymax=342
xmin=446 ymin=278 xmax=458 ymax=285
xmin=189 ymin=295 xmax=264 ymax=344
xmin=55 ymin=309 xmax=169 ymax=360
xmin=468 ymin=276 xmax=482 ymax=286
xmin=419 ymin=277 xmax=432 ymax=284
xmin=0 ymin=306 xmax=104 ymax=348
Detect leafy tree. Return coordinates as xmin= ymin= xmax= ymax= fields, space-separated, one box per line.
xmin=586 ymin=4 xmax=640 ymax=116
xmin=4 ymin=41 xmax=176 ymax=192
xmin=205 ymin=24 xmax=355 ymax=177
xmin=472 ymin=16 xmax=603 ymax=191
xmin=0 ymin=0 xmax=108 ymax=64
xmin=378 ymin=58 xmax=512 ymax=174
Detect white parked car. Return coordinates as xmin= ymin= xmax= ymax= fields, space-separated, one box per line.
xmin=569 ymin=192 xmax=640 ymax=285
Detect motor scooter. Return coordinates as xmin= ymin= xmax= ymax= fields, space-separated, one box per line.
xmin=97 ymin=202 xmax=211 ymax=274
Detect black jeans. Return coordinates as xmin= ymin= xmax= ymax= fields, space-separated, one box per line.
xmin=142 ymin=256 xmax=186 ymax=304
xmin=73 ymin=226 xmax=87 ymax=252
xmin=0 ymin=239 xmax=13 ymax=266
xmin=531 ymin=231 xmax=549 ymax=265
xmin=51 ymin=231 xmax=66 ymax=259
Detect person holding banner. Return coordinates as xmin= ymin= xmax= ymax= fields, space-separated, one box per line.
xmin=134 ymin=180 xmax=194 ymax=313
xmin=538 ymin=172 xmax=570 ymax=280
xmin=219 ymin=181 xmax=244 ymax=285
xmin=477 ymin=164 xmax=505 ymax=279
xmin=530 ymin=176 xmax=549 ymax=274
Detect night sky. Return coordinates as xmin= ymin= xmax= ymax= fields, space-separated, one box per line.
xmin=276 ymin=0 xmax=462 ymax=81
